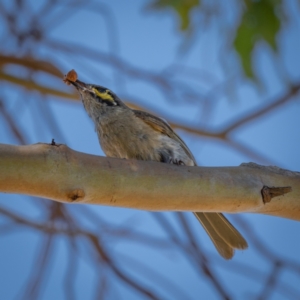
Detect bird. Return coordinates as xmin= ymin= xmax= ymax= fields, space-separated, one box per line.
xmin=65 ymin=70 xmax=248 ymax=259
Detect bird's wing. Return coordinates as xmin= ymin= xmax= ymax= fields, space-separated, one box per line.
xmin=133 ymin=109 xmax=197 ymax=165
xmin=133 ymin=110 xmax=248 ymax=260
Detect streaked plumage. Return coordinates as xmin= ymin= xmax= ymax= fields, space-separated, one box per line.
xmin=70 ymin=78 xmax=248 ymax=259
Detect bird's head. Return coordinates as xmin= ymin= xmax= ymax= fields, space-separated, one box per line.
xmin=71 ymin=80 xmax=125 ymax=108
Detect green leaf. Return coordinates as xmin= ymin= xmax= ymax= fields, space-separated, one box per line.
xmin=234 ymin=0 xmax=281 ymax=79
xmin=149 ymin=0 xmax=200 ymax=30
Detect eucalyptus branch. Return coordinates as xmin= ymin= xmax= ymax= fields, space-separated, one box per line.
xmin=1 ymin=143 xmax=299 ymax=220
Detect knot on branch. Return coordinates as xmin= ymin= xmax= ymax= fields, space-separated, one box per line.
xmin=261 ymin=186 xmax=292 ymax=204
xmin=67 ymin=189 xmax=85 ymax=202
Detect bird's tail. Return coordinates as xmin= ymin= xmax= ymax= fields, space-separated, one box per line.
xmin=194 ymin=212 xmax=248 ymax=259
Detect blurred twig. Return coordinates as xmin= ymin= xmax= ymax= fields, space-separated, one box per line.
xmin=1 ymin=0 xmax=299 ymax=299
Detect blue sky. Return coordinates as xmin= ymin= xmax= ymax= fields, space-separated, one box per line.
xmin=0 ymin=1 xmax=300 ymax=299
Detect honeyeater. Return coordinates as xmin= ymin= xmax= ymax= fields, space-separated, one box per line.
xmin=67 ymin=74 xmax=248 ymax=259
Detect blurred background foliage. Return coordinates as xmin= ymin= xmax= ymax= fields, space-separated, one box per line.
xmin=151 ymin=0 xmax=282 ymax=79
xmin=0 ymin=0 xmax=300 ymax=299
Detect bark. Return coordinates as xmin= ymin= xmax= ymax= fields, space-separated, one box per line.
xmin=0 ymin=143 xmax=299 ymax=220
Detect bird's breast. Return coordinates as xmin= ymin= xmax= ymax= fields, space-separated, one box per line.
xmin=95 ymin=110 xmax=161 ymax=160
xmin=94 ymin=109 xmax=194 ymax=166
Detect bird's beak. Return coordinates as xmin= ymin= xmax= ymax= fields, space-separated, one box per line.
xmin=70 ymin=80 xmax=89 ymax=92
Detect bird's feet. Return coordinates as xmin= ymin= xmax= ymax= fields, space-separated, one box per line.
xmin=168 ymin=157 xmax=185 ymax=166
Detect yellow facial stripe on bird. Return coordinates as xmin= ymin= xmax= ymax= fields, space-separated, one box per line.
xmin=92 ymin=88 xmax=114 ymax=103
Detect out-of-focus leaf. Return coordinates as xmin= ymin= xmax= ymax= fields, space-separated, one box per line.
xmin=0 ymin=71 xmax=78 ymax=100
xmin=149 ymin=0 xmax=200 ymax=30
xmin=0 ymin=54 xmax=63 ymax=78
xmin=234 ymin=0 xmax=281 ymax=78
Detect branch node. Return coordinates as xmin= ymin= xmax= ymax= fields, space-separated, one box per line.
xmin=67 ymin=189 xmax=85 ymax=202
xmin=50 ymin=139 xmax=62 ymax=147
xmin=261 ymin=185 xmax=292 ymax=204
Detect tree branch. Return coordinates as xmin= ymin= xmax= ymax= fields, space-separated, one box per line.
xmin=221 ymin=83 xmax=300 ymax=134
xmin=0 ymin=143 xmax=299 ymax=220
